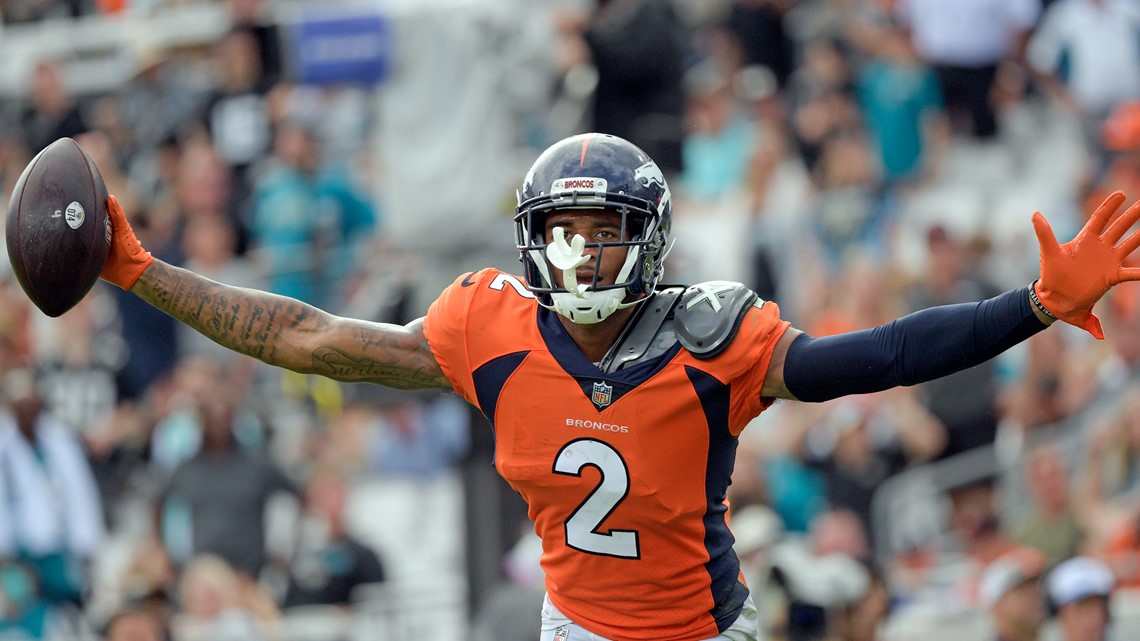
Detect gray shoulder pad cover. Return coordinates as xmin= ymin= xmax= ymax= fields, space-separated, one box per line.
xmin=674 ymin=281 xmax=760 ymax=359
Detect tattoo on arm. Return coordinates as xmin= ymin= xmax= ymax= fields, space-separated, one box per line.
xmin=133 ymin=261 xmax=450 ymax=390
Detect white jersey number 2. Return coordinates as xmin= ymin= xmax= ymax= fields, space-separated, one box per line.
xmin=553 ymin=438 xmax=640 ymax=559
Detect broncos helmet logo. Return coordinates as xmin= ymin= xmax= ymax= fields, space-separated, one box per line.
xmin=634 ymin=161 xmax=665 ymax=189
xmin=633 ymin=160 xmax=670 ymax=211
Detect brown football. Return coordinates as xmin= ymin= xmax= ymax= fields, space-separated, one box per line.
xmin=6 ymin=137 xmax=111 ymax=317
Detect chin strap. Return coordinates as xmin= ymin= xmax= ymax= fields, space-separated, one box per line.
xmin=550 ymin=289 xmax=629 ymax=325
xmin=545 ymin=227 xmax=589 ymax=297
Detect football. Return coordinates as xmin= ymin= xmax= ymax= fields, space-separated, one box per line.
xmin=5 ymin=137 xmax=111 ymax=317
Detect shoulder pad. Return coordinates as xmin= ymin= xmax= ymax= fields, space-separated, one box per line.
xmin=675 ymin=281 xmax=760 ymax=359
xmin=600 ymin=286 xmax=684 ymax=373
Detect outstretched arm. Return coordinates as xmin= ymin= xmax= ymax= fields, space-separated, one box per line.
xmin=761 ymin=191 xmax=1140 ymax=401
xmin=102 ymin=198 xmax=450 ymax=391
xmin=766 ymin=285 xmax=1048 ymax=402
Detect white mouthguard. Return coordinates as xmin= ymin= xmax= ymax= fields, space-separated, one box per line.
xmin=545 ymin=226 xmax=590 ymax=297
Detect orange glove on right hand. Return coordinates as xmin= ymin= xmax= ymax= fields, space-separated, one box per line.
xmin=99 ymin=195 xmax=154 ymax=290
xmin=1032 ymin=190 xmax=1140 ymax=339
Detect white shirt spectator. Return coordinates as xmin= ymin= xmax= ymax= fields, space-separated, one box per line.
xmin=0 ymin=412 xmax=105 ymax=559
xmin=1027 ymin=0 xmax=1140 ymax=116
xmin=895 ymin=0 xmax=1041 ymax=66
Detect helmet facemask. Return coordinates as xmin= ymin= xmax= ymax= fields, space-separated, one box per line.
xmin=515 ymin=196 xmax=670 ymax=325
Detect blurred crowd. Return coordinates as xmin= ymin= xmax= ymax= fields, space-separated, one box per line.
xmin=1 ymin=0 xmax=1140 ymax=640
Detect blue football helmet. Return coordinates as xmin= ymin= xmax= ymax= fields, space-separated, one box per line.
xmin=515 ymin=133 xmax=673 ymax=324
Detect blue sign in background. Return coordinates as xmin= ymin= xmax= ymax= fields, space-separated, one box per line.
xmin=291 ymin=10 xmax=389 ymax=86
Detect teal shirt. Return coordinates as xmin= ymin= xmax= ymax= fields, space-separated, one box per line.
xmin=682 ymin=117 xmax=757 ymax=200
xmin=858 ymin=61 xmax=943 ymax=181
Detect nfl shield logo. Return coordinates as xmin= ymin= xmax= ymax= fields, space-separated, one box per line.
xmin=553 ymin=625 xmax=569 ymax=641
xmin=591 ymin=381 xmax=613 ymax=408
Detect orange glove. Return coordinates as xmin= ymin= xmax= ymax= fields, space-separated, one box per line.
xmin=99 ymin=195 xmax=154 ymax=290
xmin=1032 ymin=190 xmax=1140 ymax=339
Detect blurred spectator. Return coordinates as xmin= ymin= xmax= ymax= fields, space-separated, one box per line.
xmin=574 ymin=0 xmax=690 ymax=176
xmin=158 ymin=379 xmax=295 ymax=578
xmin=1045 ymin=556 xmax=1115 ymax=641
xmin=1 ymin=0 xmax=81 ymax=23
xmin=0 ymin=275 xmax=31 ymax=380
xmin=20 ymin=59 xmax=88 ymax=154
xmin=1079 ymin=388 xmax=1140 ymax=541
xmin=367 ymin=392 xmax=470 ymax=480
xmin=150 ymin=357 xmax=230 ymax=477
xmin=681 ymin=66 xmax=758 ymax=202
xmin=199 ymin=29 xmax=277 ymax=216
xmin=787 ymin=37 xmax=858 ymax=174
xmin=724 ymin=0 xmax=795 ymax=90
xmin=856 ymin=24 xmax=947 ymax=186
xmin=837 ymin=564 xmax=892 ymax=641
xmin=1086 ymin=101 xmax=1140 ymax=222
xmin=470 ymin=526 xmax=544 ymax=641
xmin=906 ymin=224 xmax=1003 ymax=461
xmin=800 ymin=252 xmax=905 ymax=338
xmin=281 ymin=467 xmax=386 ymax=608
xmin=953 ymin=479 xmax=1023 ymax=573
xmin=1100 ymin=507 xmax=1140 ymax=589
xmin=1026 ymin=0 xmax=1140 ymax=163
xmin=979 ymin=547 xmax=1048 ymax=641
xmin=730 ymin=504 xmax=785 ymax=611
xmin=108 ymin=536 xmax=178 ymax=635
xmin=119 ymin=40 xmax=211 ymax=174
xmin=248 ymin=117 xmax=376 ymax=309
xmin=226 ymin=0 xmax=285 ymax=90
xmin=1009 ymin=443 xmax=1085 ymax=568
xmin=894 ymin=0 xmax=1040 ymax=140
xmin=760 ymin=433 xmax=829 ymax=535
xmin=808 ymin=131 xmax=892 ymax=266
xmin=790 ymin=391 xmax=946 ymax=547
xmin=0 ymin=559 xmax=54 ymax=638
xmin=75 ymin=128 xmax=139 ymax=221
xmin=172 ymin=554 xmax=275 ymax=641
xmin=999 ymin=328 xmax=1098 ymax=438
xmin=0 ymin=126 xmax=32 ymax=217
xmin=28 ymin=293 xmax=120 ymax=438
xmin=810 ymin=508 xmax=873 ymax=562
xmin=769 ymin=522 xmax=872 ymax=641
xmin=104 ymin=604 xmax=169 ymax=641
xmin=0 ymin=368 xmax=105 ymax=606
xmin=84 ymin=97 xmax=139 ymax=177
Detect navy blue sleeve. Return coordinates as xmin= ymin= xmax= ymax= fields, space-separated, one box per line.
xmin=783 ymin=287 xmax=1047 ymax=403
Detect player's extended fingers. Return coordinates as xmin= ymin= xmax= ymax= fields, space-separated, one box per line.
xmin=106 ymin=195 xmax=125 ymax=225
xmin=1105 ymin=199 xmax=1140 ymax=245
xmin=1032 ymin=211 xmax=1063 ymax=255
xmin=1117 ymin=228 xmax=1140 ymax=259
xmin=1082 ymin=190 xmax=1128 ymax=240
xmin=1118 ymin=266 xmax=1140 ymax=283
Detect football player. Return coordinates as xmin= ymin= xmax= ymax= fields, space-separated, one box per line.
xmin=96 ymin=133 xmax=1140 ymax=641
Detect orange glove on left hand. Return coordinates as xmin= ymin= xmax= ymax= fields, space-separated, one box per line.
xmin=99 ymin=195 xmax=154 ymax=290
xmin=1032 ymin=190 xmax=1140 ymax=339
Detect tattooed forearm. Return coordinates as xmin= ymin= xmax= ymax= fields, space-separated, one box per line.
xmin=131 ymin=261 xmax=450 ymax=390
xmin=135 ymin=261 xmax=309 ymax=363
xmin=312 ymin=347 xmax=441 ymax=389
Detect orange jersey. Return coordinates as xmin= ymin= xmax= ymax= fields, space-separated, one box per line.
xmin=424 ymin=268 xmax=790 ymax=641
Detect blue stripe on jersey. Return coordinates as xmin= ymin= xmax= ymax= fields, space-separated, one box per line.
xmin=685 ymin=365 xmax=746 ymax=632
xmin=472 ymin=351 xmax=529 ymax=427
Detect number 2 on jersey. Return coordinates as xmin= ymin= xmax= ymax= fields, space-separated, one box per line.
xmin=553 ymin=438 xmax=640 ymax=559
